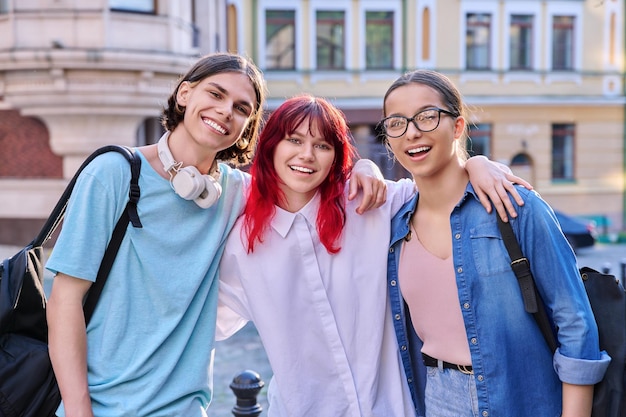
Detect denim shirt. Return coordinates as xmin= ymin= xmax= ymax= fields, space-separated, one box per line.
xmin=387 ymin=183 xmax=610 ymax=417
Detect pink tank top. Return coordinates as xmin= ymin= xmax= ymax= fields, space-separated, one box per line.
xmin=398 ymin=227 xmax=472 ymax=365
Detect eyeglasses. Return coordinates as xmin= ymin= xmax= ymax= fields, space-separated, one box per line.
xmin=380 ymin=108 xmax=458 ymax=138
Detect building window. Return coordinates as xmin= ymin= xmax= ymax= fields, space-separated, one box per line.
xmin=510 ymin=15 xmax=533 ymax=70
xmin=366 ymin=11 xmax=394 ymax=69
xmin=316 ymin=11 xmax=345 ymax=70
xmin=552 ymin=16 xmax=575 ymax=70
xmin=109 ymin=0 xmax=155 ymax=13
xmin=266 ymin=10 xmax=296 ymax=70
xmin=467 ymin=123 xmax=491 ymax=157
xmin=466 ymin=13 xmax=491 ymax=70
xmin=552 ymin=123 xmax=575 ymax=180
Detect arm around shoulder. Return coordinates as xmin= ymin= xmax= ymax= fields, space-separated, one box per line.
xmin=349 ymin=159 xmax=387 ymax=214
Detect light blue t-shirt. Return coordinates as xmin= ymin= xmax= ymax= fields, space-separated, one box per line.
xmin=46 ymin=150 xmax=249 ymax=417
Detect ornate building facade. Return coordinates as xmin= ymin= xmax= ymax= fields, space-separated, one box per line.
xmin=1 ymin=0 xmax=625 ymax=243
xmin=0 ymin=0 xmax=226 ymax=243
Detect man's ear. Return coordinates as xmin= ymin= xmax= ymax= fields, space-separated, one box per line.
xmin=176 ymin=81 xmax=191 ymax=106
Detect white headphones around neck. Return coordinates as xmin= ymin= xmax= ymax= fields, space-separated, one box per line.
xmin=157 ymin=133 xmax=222 ymax=208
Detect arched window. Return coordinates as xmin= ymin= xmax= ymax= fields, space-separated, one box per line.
xmin=511 ymin=153 xmax=531 ymax=166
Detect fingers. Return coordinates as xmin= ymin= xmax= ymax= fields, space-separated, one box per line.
xmin=348 ymin=176 xmax=359 ymax=201
xmin=505 ymin=172 xmax=533 ymax=192
xmin=501 ymin=177 xmax=525 ymax=206
xmin=474 ymin=187 xmax=494 ymax=216
xmin=354 ymin=178 xmax=387 ymax=214
xmin=490 ymin=182 xmax=516 ymax=222
xmin=475 ymin=180 xmax=523 ymax=222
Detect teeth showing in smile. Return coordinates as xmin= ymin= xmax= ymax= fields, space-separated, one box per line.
xmin=203 ymin=118 xmax=227 ymax=134
xmin=407 ymin=146 xmax=431 ymax=155
xmin=290 ymin=165 xmax=314 ymax=174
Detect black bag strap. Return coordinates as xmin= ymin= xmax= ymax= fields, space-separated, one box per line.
xmin=496 ymin=217 xmax=559 ymax=352
xmin=33 ymin=145 xmax=142 ymax=247
xmin=32 ymin=145 xmax=142 ymax=324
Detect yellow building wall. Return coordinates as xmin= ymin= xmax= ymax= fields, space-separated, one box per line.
xmin=228 ymin=0 xmax=625 ymax=231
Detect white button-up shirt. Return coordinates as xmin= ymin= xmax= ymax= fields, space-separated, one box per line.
xmin=217 ymin=180 xmax=416 ymax=417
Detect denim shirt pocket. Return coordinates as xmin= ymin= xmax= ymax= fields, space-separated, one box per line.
xmin=469 ymin=222 xmax=512 ymax=276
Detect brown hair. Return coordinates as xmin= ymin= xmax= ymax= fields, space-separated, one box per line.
xmin=161 ymin=53 xmax=266 ymax=165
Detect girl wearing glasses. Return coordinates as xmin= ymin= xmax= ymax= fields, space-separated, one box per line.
xmin=216 ymin=94 xmax=532 ymax=417
xmin=382 ymin=69 xmax=609 ymax=417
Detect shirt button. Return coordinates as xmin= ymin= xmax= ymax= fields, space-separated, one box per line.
xmin=471 ymin=338 xmax=478 ymax=345
xmin=395 ymin=314 xmax=401 ymax=320
xmin=390 ymin=280 xmax=397 ymax=286
xmin=477 ymin=375 xmax=484 ymax=382
xmin=482 ymin=411 xmax=489 ymax=416
xmin=407 ymin=378 xmax=413 ymax=383
xmin=401 ymin=345 xmax=407 ymax=351
xmin=457 ymin=267 xmax=463 ymax=273
xmin=390 ymin=247 xmax=395 ymax=253
xmin=455 ymin=233 xmax=461 ymax=239
xmin=463 ymin=303 xmax=470 ymax=309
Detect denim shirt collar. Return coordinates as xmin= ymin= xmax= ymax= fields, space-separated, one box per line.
xmin=390 ymin=182 xmax=479 ymax=245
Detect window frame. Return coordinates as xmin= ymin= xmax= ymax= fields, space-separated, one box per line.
xmin=503 ymin=2 xmax=541 ymax=73
xmin=545 ymin=2 xmax=582 ymax=73
xmin=551 ymin=123 xmax=576 ymax=181
xmin=551 ymin=15 xmax=575 ymax=71
xmin=459 ymin=1 xmax=499 ymax=74
xmin=315 ymin=10 xmax=346 ymax=70
xmin=509 ymin=14 xmax=534 ymax=71
xmin=365 ymin=10 xmax=395 ymax=70
xmin=264 ymin=9 xmax=297 ymax=70
xmin=109 ymin=0 xmax=156 ymax=14
xmin=358 ymin=1 xmax=403 ymax=72
xmin=465 ymin=12 xmax=492 ymax=71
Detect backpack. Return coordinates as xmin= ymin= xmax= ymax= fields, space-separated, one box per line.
xmin=0 ymin=145 xmax=142 ymax=417
xmin=498 ymin=217 xmax=626 ymax=417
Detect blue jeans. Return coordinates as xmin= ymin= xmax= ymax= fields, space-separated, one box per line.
xmin=425 ymin=366 xmax=479 ymax=417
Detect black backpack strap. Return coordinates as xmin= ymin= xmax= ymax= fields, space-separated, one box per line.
xmin=497 ymin=217 xmax=538 ymax=313
xmin=33 ymin=145 xmax=142 ymax=247
xmin=81 ymin=146 xmax=142 ymax=324
xmin=497 ymin=217 xmax=559 ymax=352
xmin=29 ymin=145 xmax=141 ymax=324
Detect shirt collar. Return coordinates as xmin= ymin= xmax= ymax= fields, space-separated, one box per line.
xmin=461 ymin=182 xmax=481 ymax=207
xmin=396 ymin=181 xmax=479 ymax=227
xmin=271 ymin=192 xmax=321 ymax=238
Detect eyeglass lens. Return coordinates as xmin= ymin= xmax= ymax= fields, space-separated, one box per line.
xmin=384 ymin=108 xmax=444 ymax=137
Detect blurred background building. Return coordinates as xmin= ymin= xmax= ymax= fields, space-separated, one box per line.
xmin=0 ymin=0 xmax=624 ymax=244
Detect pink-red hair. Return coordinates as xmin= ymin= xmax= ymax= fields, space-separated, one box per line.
xmin=243 ymin=95 xmax=358 ymax=254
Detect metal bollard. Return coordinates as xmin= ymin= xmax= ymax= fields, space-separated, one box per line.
xmin=230 ymin=370 xmax=265 ymax=417
xmin=602 ymin=262 xmax=611 ymax=275
xmin=621 ymin=259 xmax=626 ymax=287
